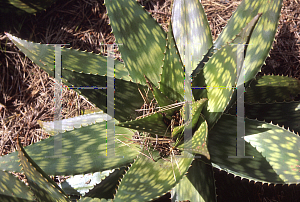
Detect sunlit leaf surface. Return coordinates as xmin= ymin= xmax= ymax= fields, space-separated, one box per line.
xmin=60 ymin=170 xmax=114 ymax=196
xmin=201 ymin=44 xmax=237 ymax=127
xmin=177 ymin=116 xmax=210 ymax=159
xmin=244 ymin=101 xmax=300 ymax=134
xmin=172 ymin=0 xmax=213 ymax=71
xmin=17 ymin=140 xmax=70 ymax=202
xmin=160 ymin=22 xmax=185 ymax=102
xmin=209 ymin=114 xmax=300 ymax=183
xmin=0 ymin=170 xmax=35 ymax=202
xmin=0 ymin=122 xmax=139 ymax=175
xmin=171 ymin=159 xmax=216 ymax=202
xmin=245 ymin=75 xmax=300 ymax=103
xmin=105 ymin=0 xmax=166 ymax=86
xmin=114 ymin=152 xmax=193 ymax=202
xmin=5 ymin=33 xmax=130 ymax=81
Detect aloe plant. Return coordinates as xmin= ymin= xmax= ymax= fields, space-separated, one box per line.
xmin=1 ymin=0 xmax=300 ymax=201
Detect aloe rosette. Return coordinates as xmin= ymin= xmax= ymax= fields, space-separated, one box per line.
xmin=1 ymin=0 xmax=300 ymax=201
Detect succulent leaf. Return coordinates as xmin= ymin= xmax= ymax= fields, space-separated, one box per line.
xmin=1 ymin=0 xmax=57 ymax=14
xmin=244 ymin=124 xmax=300 ymax=183
xmin=172 ymin=0 xmax=213 ymax=71
xmin=144 ymin=75 xmax=174 ymax=107
xmin=243 ymin=0 xmax=283 ymax=84
xmin=38 ymin=112 xmax=111 ymax=136
xmin=113 ymin=152 xmax=193 ymax=202
xmin=209 ymin=114 xmax=300 ymax=184
xmin=105 ymin=0 xmax=166 ymax=86
xmin=245 ymin=75 xmax=300 ymax=103
xmin=84 ymin=167 xmax=127 ymax=200
xmin=159 ymin=21 xmax=185 ymax=102
xmin=0 ymin=170 xmax=35 ymax=202
xmin=5 ymin=33 xmax=130 ymax=81
xmin=173 ymin=99 xmax=208 ymax=139
xmin=17 ymin=138 xmax=70 ymax=202
xmin=171 ymin=159 xmax=216 ymax=202
xmin=0 ymin=122 xmax=140 ymax=175
xmin=117 ymin=106 xmax=174 ymax=136
xmin=59 ymin=170 xmax=114 ymax=196
xmin=58 ymin=69 xmax=149 ymax=122
xmin=177 ymin=115 xmax=210 ymax=159
xmin=200 ymin=44 xmax=237 ymax=128
xmin=243 ymin=101 xmax=300 ymax=134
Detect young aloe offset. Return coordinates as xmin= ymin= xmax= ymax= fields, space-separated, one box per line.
xmin=1 ymin=0 xmax=300 ymax=201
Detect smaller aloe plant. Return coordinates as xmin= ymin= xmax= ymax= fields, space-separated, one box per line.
xmin=1 ymin=0 xmax=300 ymax=201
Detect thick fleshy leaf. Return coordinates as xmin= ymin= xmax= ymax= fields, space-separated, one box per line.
xmin=244 ymin=101 xmax=300 ymax=134
xmin=117 ymin=108 xmax=172 ymax=136
xmin=1 ymin=0 xmax=57 ymax=14
xmin=17 ymin=139 xmax=70 ymax=202
xmin=173 ymin=99 xmax=207 ymax=139
xmin=212 ymin=0 xmax=282 ymax=88
xmin=177 ymin=116 xmax=210 ymax=159
xmin=38 ymin=112 xmax=111 ymax=136
xmin=114 ymin=152 xmax=193 ymax=202
xmin=85 ymin=167 xmax=127 ymax=200
xmin=79 ymin=197 xmax=109 ymax=202
xmin=0 ymin=122 xmax=139 ymax=175
xmin=192 ymin=13 xmax=261 ymax=103
xmin=60 ymin=170 xmax=114 ymax=196
xmin=209 ymin=114 xmax=300 ymax=184
xmin=172 ymin=0 xmax=213 ymax=71
xmin=244 ymin=124 xmax=300 ymax=183
xmin=160 ymin=21 xmax=185 ymax=102
xmin=171 ymin=159 xmax=216 ymax=202
xmin=105 ymin=0 xmax=166 ymax=86
xmin=57 ymin=69 xmax=149 ymax=122
xmin=5 ymin=33 xmax=130 ymax=81
xmin=245 ymin=75 xmax=300 ymax=103
xmin=144 ymin=76 xmax=173 ymax=108
xmin=0 ymin=170 xmax=35 ymax=202
xmin=242 ymin=0 xmax=283 ymax=84
xmin=200 ymin=44 xmax=237 ymax=127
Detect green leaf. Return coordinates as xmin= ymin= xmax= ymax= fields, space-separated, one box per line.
xmin=117 ymin=109 xmax=170 ymax=136
xmin=1 ymin=0 xmax=57 ymax=14
xmin=200 ymin=44 xmax=237 ymax=128
xmin=244 ymin=101 xmax=300 ymax=134
xmin=5 ymin=33 xmax=130 ymax=81
xmin=0 ymin=122 xmax=140 ymax=175
xmin=177 ymin=116 xmax=210 ymax=159
xmin=17 ymin=139 xmax=70 ymax=202
xmin=173 ymin=99 xmax=208 ymax=140
xmin=172 ymin=0 xmax=213 ymax=71
xmin=144 ymin=75 xmax=174 ymax=108
xmin=114 ymin=152 xmax=194 ymax=202
xmin=0 ymin=170 xmax=35 ymax=202
xmin=85 ymin=167 xmax=127 ymax=200
xmin=38 ymin=112 xmax=111 ymax=136
xmin=105 ymin=0 xmax=166 ymax=86
xmin=243 ymin=0 xmax=283 ymax=84
xmin=58 ymin=69 xmax=149 ymax=122
xmin=79 ymin=197 xmax=109 ymax=202
xmin=212 ymin=0 xmax=282 ymax=86
xmin=171 ymin=159 xmax=216 ymax=202
xmin=244 ymin=123 xmax=300 ymax=183
xmin=208 ymin=114 xmax=300 ymax=184
xmin=245 ymin=75 xmax=300 ymax=103
xmin=192 ymin=13 xmax=261 ymax=106
xmin=60 ymin=170 xmax=114 ymax=196
xmin=160 ymin=21 xmax=185 ymax=102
